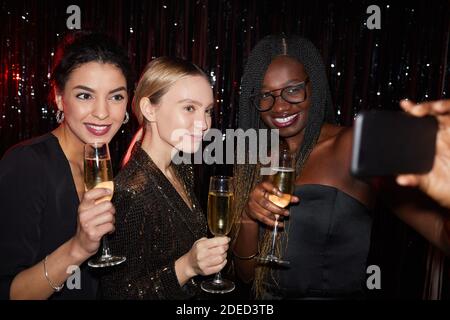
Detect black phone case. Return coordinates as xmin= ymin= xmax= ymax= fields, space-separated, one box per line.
xmin=351 ymin=110 xmax=437 ymax=177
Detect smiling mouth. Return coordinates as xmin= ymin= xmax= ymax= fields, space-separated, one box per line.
xmin=271 ymin=112 xmax=302 ymax=128
xmin=84 ymin=123 xmax=112 ymax=136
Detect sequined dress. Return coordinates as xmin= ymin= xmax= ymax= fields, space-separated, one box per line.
xmin=101 ymin=145 xmax=207 ymax=299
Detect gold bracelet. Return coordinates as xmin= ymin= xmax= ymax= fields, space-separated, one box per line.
xmin=43 ymin=255 xmax=64 ymax=292
xmin=232 ymin=249 xmax=259 ymax=260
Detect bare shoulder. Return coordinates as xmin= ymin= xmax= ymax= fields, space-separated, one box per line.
xmin=335 ymin=126 xmax=354 ymax=149
xmin=314 ymin=123 xmax=356 ymax=176
xmin=317 ymin=123 xmax=345 ymax=142
xmin=306 ymin=123 xmax=352 ymax=170
xmin=317 ymin=123 xmax=352 ymax=152
xmin=301 ymin=123 xmax=374 ymax=208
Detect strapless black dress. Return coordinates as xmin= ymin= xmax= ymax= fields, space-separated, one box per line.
xmin=262 ymin=184 xmax=373 ymax=299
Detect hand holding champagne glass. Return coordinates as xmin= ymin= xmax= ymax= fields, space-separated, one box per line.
xmin=256 ymin=147 xmax=295 ymax=266
xmin=201 ymin=176 xmax=235 ymax=294
xmin=84 ymin=142 xmax=126 ymax=268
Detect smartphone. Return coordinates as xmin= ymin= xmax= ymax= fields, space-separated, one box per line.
xmin=351 ymin=110 xmax=437 ymax=177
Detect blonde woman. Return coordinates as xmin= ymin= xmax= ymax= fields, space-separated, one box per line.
xmin=101 ymin=57 xmax=229 ymax=299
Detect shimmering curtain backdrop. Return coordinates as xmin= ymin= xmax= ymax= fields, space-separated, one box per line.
xmin=1 ymin=0 xmax=449 ymax=161
xmin=0 ymin=0 xmax=449 ymax=298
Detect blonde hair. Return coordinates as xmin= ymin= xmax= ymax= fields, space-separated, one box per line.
xmin=132 ymin=56 xmax=208 ymax=125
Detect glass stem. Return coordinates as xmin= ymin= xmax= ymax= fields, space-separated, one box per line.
xmin=101 ymin=236 xmax=111 ymax=258
xmin=269 ymin=215 xmax=279 ymax=256
xmin=213 ymin=271 xmax=223 ymax=284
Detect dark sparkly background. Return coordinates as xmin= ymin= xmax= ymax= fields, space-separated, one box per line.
xmin=1 ymin=0 xmax=449 ymax=160
xmin=0 ymin=0 xmax=449 ymax=299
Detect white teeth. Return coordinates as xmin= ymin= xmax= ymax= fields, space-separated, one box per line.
xmin=274 ymin=114 xmax=298 ymax=123
xmin=86 ymin=124 xmax=108 ymax=130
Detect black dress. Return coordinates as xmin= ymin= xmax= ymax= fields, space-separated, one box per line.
xmin=0 ymin=133 xmax=98 ymax=300
xmin=100 ymin=145 xmax=207 ymax=299
xmin=262 ymin=184 xmax=373 ymax=299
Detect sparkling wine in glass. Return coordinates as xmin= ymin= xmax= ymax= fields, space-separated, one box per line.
xmin=84 ymin=142 xmax=126 ymax=268
xmin=201 ymin=176 xmax=235 ymax=294
xmin=256 ymin=148 xmax=295 ymax=266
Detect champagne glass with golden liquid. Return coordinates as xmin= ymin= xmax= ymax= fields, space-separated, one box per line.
xmin=84 ymin=142 xmax=126 ymax=268
xmin=256 ymin=148 xmax=295 ymax=266
xmin=201 ymin=176 xmax=235 ymax=294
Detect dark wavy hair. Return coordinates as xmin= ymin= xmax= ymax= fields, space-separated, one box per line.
xmin=49 ymin=31 xmax=133 ymax=105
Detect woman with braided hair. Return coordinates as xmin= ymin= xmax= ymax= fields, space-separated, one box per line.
xmin=231 ymin=34 xmax=450 ymax=299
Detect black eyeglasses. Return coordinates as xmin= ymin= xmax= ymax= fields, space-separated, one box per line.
xmin=251 ymin=77 xmax=310 ymax=112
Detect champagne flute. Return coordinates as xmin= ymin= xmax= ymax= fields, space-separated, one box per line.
xmin=256 ymin=148 xmax=295 ymax=266
xmin=201 ymin=176 xmax=235 ymax=294
xmin=84 ymin=142 xmax=126 ymax=268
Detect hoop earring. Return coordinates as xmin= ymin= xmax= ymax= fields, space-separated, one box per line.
xmin=123 ymin=111 xmax=129 ymax=124
xmin=56 ymin=110 xmax=64 ymax=124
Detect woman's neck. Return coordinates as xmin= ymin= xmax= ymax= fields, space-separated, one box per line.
xmin=284 ymin=128 xmax=306 ymax=155
xmin=140 ymin=128 xmax=173 ymax=174
xmin=52 ymin=125 xmax=84 ymax=168
xmin=140 ymin=126 xmax=193 ymax=210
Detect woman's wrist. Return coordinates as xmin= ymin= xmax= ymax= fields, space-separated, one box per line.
xmin=67 ymin=238 xmax=92 ymax=264
xmin=175 ymin=254 xmax=196 ymax=286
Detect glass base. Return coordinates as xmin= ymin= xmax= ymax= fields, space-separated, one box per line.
xmin=256 ymin=254 xmax=290 ymax=267
xmin=88 ymin=255 xmax=126 ymax=268
xmin=201 ymin=278 xmax=235 ymax=294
